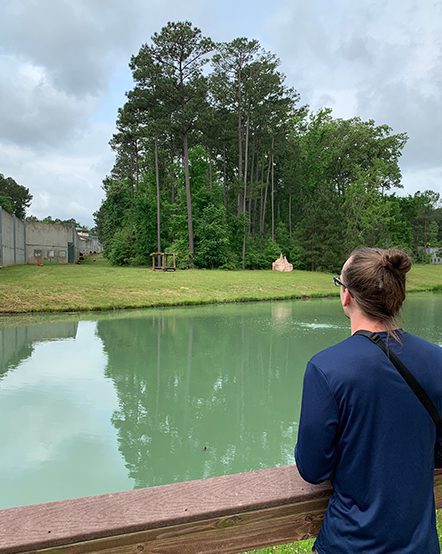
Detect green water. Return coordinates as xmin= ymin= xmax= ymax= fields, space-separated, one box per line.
xmin=0 ymin=294 xmax=441 ymax=509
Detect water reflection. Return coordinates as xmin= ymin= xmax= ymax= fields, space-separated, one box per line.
xmin=403 ymin=295 xmax=442 ymax=346
xmin=96 ymin=300 xmax=350 ymax=489
xmin=0 ymin=319 xmax=132 ymax=509
xmin=0 ymin=293 xmax=440 ymax=509
xmin=0 ymin=321 xmax=78 ymax=381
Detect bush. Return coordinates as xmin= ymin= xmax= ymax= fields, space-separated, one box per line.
xmin=194 ymin=205 xmax=230 ymax=269
xmin=245 ymin=238 xmax=283 ymax=269
xmin=107 ymin=226 xmax=136 ymax=266
xmin=167 ymin=238 xmax=192 ymax=269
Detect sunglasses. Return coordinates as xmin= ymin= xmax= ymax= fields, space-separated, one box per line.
xmin=333 ymin=276 xmax=353 ymax=296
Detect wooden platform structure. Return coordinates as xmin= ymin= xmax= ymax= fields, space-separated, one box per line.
xmin=1 ymin=467 xmax=441 ymax=553
xmin=150 ymin=252 xmax=177 ymax=272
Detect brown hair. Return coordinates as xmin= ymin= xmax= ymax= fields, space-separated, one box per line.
xmin=342 ymin=247 xmax=412 ymax=330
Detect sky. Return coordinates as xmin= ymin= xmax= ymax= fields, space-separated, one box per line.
xmin=0 ymin=0 xmax=441 ymax=227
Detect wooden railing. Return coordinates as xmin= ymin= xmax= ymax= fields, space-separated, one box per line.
xmin=1 ymin=467 xmax=441 ymax=553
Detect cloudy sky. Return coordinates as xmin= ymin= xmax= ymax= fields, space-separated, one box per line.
xmin=0 ymin=0 xmax=441 ymax=227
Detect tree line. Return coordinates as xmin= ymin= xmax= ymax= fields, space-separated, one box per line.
xmin=1 ymin=23 xmax=440 ymax=273
xmin=67 ymin=23 xmax=442 ymax=269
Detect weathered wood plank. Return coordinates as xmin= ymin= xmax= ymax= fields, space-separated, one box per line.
xmin=34 ymin=499 xmax=329 ymax=554
xmin=0 ymin=467 xmax=440 ymax=554
xmin=0 ymin=466 xmax=329 ymax=553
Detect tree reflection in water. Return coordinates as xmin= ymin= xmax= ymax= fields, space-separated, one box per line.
xmin=96 ymin=301 xmax=348 ymax=489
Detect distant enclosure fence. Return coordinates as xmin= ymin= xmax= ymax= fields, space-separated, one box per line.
xmin=0 ymin=208 xmax=25 ymax=267
xmin=0 ymin=207 xmax=102 ymax=267
xmin=1 ymin=466 xmax=441 ymax=553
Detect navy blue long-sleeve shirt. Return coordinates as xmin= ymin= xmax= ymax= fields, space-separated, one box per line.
xmin=295 ymin=331 xmax=442 ymax=554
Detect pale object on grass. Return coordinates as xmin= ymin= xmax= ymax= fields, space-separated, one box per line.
xmin=272 ymin=254 xmax=293 ymax=272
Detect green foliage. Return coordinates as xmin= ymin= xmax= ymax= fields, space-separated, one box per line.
xmin=428 ymin=220 xmax=439 ymax=247
xmin=342 ymin=180 xmax=393 ymax=251
xmin=167 ymin=237 xmax=192 ymax=269
xmin=194 ymin=204 xmax=230 ymax=268
xmin=245 ymin=238 xmax=282 ymax=269
xmin=0 ymin=194 xmax=13 ymax=214
xmin=94 ymin=178 xmax=134 ymax=256
xmin=107 ymin=225 xmax=137 ymax=266
xmin=26 ymin=215 xmax=86 ymax=228
xmin=275 ymin=222 xmax=290 ymax=256
xmin=0 ymin=173 xmax=32 ymax=218
xmin=95 ymin=21 xmax=441 ymax=272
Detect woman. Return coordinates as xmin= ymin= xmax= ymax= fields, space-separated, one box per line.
xmin=295 ymin=247 xmax=442 ymax=553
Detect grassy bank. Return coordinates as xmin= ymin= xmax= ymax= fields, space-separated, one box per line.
xmin=0 ymin=255 xmax=441 ymax=314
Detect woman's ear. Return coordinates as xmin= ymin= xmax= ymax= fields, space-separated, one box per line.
xmin=342 ymin=288 xmax=352 ymax=307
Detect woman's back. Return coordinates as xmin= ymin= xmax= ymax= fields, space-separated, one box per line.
xmin=296 ymin=330 xmax=442 ymax=553
xmin=295 ymin=247 xmax=442 ymax=553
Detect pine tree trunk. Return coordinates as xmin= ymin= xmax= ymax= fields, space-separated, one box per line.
xmin=208 ymin=155 xmax=213 ymax=189
xmin=259 ymin=181 xmax=263 ymax=237
xmin=241 ymin=113 xmax=250 ymax=268
xmin=271 ymin=137 xmax=275 ymax=241
xmin=183 ymin=133 xmax=194 ymax=259
xmin=169 ymin=141 xmax=175 ymax=204
xmin=242 ymin=233 xmax=246 ymax=269
xmin=237 ymin=71 xmax=243 ymax=216
xmin=223 ymin=151 xmax=227 ymax=209
xmin=243 ymin=113 xmax=250 ymax=212
xmin=237 ymin=78 xmax=243 ymax=183
xmin=289 ymin=192 xmax=292 ymax=240
xmin=134 ymin=139 xmax=139 ymax=192
xmin=260 ymin=154 xmax=271 ymax=236
xmin=249 ymin=147 xmax=256 ymax=235
xmin=154 ymin=137 xmax=161 ymax=255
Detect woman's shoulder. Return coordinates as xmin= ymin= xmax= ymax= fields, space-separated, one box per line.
xmin=309 ymin=334 xmax=364 ymax=370
xmin=400 ymin=330 xmax=442 ymax=354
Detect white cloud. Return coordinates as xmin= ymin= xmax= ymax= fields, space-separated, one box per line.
xmin=401 ymin=165 xmax=442 ymax=196
xmin=0 ymin=0 xmax=441 ymax=228
xmin=0 ymin=0 xmax=144 ymax=95
xmin=0 ymin=0 xmax=220 ymax=224
xmin=0 ymin=55 xmax=95 ymax=147
xmin=0 ymin=122 xmax=114 ymax=226
xmin=269 ymin=0 xmax=442 ymax=194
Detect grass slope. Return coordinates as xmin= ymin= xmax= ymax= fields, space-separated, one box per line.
xmin=0 ymin=256 xmax=441 ymax=314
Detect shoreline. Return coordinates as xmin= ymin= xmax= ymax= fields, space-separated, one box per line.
xmin=1 ymin=261 xmax=440 ymax=316
xmin=0 ymin=285 xmax=441 ymax=318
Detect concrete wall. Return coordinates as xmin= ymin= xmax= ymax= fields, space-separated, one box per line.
xmin=0 ymin=322 xmax=78 ymax=375
xmin=15 ymin=215 xmax=26 ymax=264
xmin=428 ymin=248 xmax=442 ymax=264
xmin=0 ymin=207 xmax=25 ymax=267
xmin=79 ymin=237 xmax=103 ymax=255
xmin=424 ymin=247 xmax=442 ymax=264
xmin=0 ymin=209 xmax=91 ymax=266
xmin=25 ymin=221 xmax=79 ymax=264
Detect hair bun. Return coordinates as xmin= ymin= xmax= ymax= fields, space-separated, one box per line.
xmin=381 ymin=250 xmax=412 ymax=274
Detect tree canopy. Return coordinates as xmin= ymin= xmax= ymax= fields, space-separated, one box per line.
xmin=94 ymin=21 xmax=441 ymax=271
xmin=0 ymin=173 xmax=32 ymax=219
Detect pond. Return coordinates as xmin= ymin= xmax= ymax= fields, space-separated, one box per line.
xmin=1 ymin=293 xmax=441 ymax=509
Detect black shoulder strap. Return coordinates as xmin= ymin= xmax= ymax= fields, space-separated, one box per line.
xmin=355 ymin=330 xmax=442 ymax=433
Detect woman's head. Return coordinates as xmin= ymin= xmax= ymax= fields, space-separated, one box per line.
xmin=341 ymin=247 xmax=412 ymax=329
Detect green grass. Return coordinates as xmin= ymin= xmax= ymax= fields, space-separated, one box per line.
xmin=243 ymin=537 xmax=314 ymax=553
xmin=0 ymin=255 xmax=441 ymax=314
xmin=244 ymin=509 xmax=442 ymax=553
